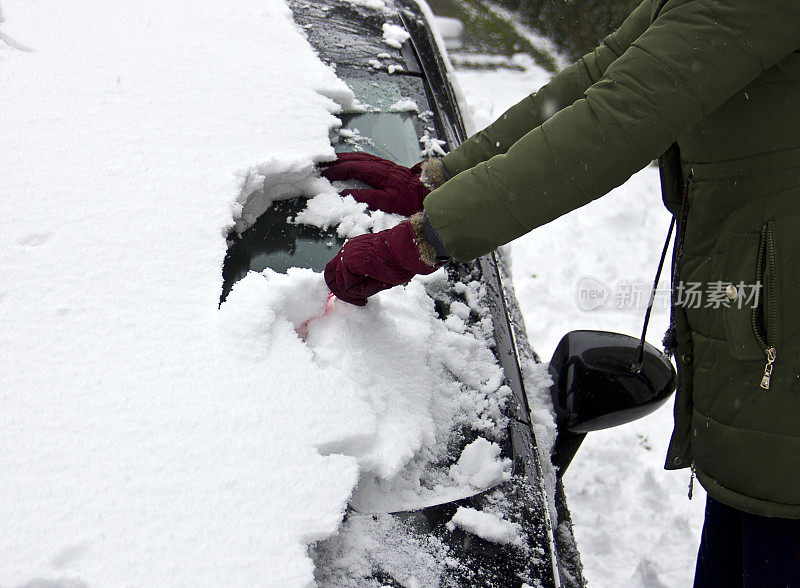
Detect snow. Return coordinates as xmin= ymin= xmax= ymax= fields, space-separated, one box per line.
xmin=234 ymin=160 xmax=339 ymax=233
xmin=345 ymin=0 xmax=389 ymax=12
xmin=432 ymin=16 xmax=464 ymax=51
xmin=293 ymin=190 xmax=404 ymax=238
xmin=446 ymin=506 xmax=523 ymax=546
xmin=448 ymin=437 xmax=512 ymax=490
xmin=419 ymin=132 xmax=448 ymax=158
xmin=313 ymin=512 xmax=451 ymax=586
xmin=433 ymin=16 xmax=464 ymax=40
xmin=2 ymin=0 xmax=519 ymax=569
xmin=381 ymin=23 xmax=410 ymax=49
xmin=0 ymin=0 xmax=422 ymax=584
xmin=338 ymin=273 xmax=515 ymax=514
xmin=388 ymin=98 xmax=419 ymax=112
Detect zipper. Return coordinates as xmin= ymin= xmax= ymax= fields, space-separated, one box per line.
xmin=753 ymin=222 xmax=778 ymax=389
xmin=761 ymin=347 xmax=776 ymax=390
xmin=677 ymin=171 xmax=693 ymax=260
xmin=672 ymin=172 xmax=693 ymax=305
xmin=688 ymin=461 xmax=696 ymax=500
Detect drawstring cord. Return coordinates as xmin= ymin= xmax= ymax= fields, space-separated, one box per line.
xmin=632 ymin=217 xmax=675 ymax=372
xmin=662 ymin=171 xmax=694 ymax=357
xmin=631 ymin=171 xmax=693 ymax=371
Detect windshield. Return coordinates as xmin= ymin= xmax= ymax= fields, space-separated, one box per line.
xmin=335 ymin=112 xmax=419 ymax=167
xmin=331 ymin=70 xmax=435 ymax=167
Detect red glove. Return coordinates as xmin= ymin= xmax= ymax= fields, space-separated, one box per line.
xmin=324 ymin=220 xmax=439 ymax=306
xmin=319 ymin=152 xmax=429 ymax=216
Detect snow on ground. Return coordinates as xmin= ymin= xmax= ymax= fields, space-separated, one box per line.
xmin=452 ymin=43 xmax=707 ymax=588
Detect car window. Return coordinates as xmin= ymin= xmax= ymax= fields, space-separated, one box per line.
xmin=221 ymin=65 xmax=441 ymax=300
xmin=333 ymin=69 xmax=434 ymax=167
xmin=335 ymin=111 xmax=419 ymax=167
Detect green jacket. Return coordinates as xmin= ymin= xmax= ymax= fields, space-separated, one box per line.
xmin=424 ymin=0 xmax=800 ymax=517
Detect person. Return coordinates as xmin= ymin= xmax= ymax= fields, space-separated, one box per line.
xmin=321 ymin=0 xmax=800 ymax=584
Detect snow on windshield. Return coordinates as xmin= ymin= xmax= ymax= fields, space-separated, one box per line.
xmin=0 ymin=0 xmax=548 ymax=585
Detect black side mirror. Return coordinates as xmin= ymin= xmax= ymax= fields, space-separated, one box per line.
xmin=548 ymin=330 xmax=676 ymax=474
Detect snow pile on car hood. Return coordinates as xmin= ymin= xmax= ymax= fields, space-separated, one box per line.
xmin=221 ymin=268 xmax=513 ymax=512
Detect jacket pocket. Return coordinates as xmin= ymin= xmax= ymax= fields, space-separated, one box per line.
xmin=753 ymin=222 xmax=779 ymax=350
xmin=754 ymin=222 xmax=779 ymax=388
xmin=722 ymin=221 xmax=779 ymax=371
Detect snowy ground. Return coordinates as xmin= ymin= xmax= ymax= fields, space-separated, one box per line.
xmin=1 ymin=0 xmax=705 ymax=585
xmin=452 ymin=47 xmax=707 ymax=588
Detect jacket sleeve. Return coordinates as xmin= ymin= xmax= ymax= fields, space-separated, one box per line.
xmin=441 ymin=0 xmax=654 ymax=176
xmin=425 ymin=0 xmax=800 ymax=261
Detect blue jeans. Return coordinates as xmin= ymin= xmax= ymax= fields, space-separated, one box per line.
xmin=693 ymin=496 xmax=800 ymax=587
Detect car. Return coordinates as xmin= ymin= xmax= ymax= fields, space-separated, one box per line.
xmin=221 ymin=1 xmax=676 ymax=586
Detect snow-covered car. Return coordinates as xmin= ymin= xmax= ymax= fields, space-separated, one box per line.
xmin=222 ymin=0 xmax=676 ymax=586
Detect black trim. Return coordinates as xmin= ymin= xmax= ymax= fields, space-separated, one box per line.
xmin=421 ymin=211 xmax=451 ymax=264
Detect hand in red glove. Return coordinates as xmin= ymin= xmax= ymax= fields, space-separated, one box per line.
xmin=324 ymin=215 xmax=441 ymax=306
xmin=319 ymin=152 xmax=437 ymax=217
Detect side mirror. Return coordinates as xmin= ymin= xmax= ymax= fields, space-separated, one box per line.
xmin=548 ymin=330 xmax=676 ymax=474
